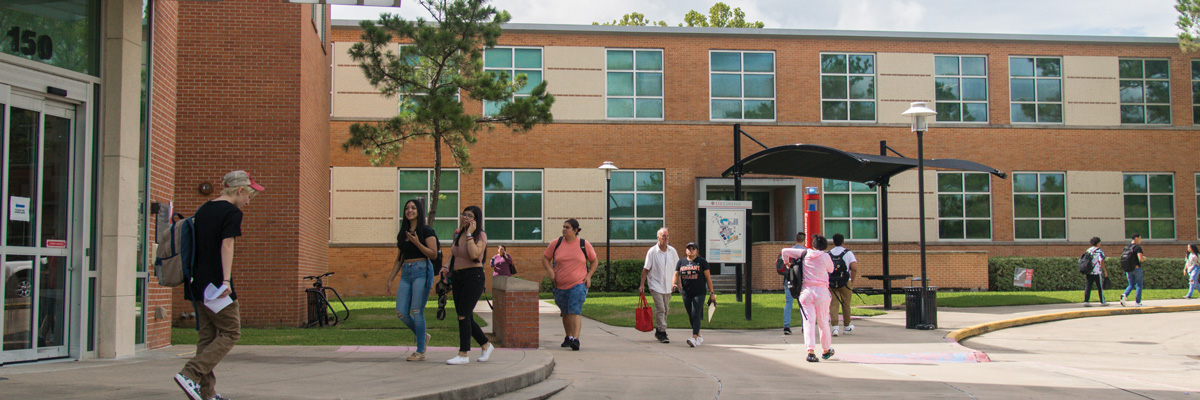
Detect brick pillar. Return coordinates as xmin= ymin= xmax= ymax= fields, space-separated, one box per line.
xmin=492 ymin=276 xmax=539 ymax=348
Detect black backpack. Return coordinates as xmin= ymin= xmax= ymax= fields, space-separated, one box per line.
xmin=1119 ymin=244 xmax=1138 ymax=272
xmin=551 ymin=236 xmax=588 ymax=267
xmin=786 ymin=250 xmax=807 ymax=299
xmin=775 ymin=254 xmax=788 ymax=276
xmin=1078 ymin=248 xmax=1095 ymax=274
xmin=829 ymin=249 xmax=851 ymax=288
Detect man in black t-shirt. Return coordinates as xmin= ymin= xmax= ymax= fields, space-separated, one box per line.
xmin=674 ymin=242 xmax=715 ymax=347
xmin=1121 ymin=233 xmax=1147 ymax=307
xmin=175 ymin=170 xmax=263 ymax=400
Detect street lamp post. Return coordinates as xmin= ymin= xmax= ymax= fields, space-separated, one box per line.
xmin=901 ymin=102 xmax=937 ymax=329
xmin=598 ymin=161 xmax=619 ymax=291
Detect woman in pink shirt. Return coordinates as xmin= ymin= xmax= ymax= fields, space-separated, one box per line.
xmin=799 ymin=235 xmax=835 ymax=362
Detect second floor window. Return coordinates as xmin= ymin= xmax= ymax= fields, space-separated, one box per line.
xmin=483 ymin=47 xmax=543 ymax=117
xmin=1010 ymin=56 xmax=1062 ymax=123
xmin=710 ymin=50 xmax=775 ymax=121
xmin=1120 ymin=58 xmax=1171 ymax=124
xmin=935 ymin=55 xmax=988 ymax=122
xmin=821 ymin=53 xmax=875 ymax=121
xmin=607 ymin=49 xmax=664 ymax=119
xmin=1193 ymin=60 xmax=1200 ymax=125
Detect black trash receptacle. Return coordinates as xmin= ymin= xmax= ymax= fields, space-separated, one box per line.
xmin=904 ymin=286 xmax=938 ymax=329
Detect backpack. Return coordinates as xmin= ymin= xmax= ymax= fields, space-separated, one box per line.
xmin=1078 ymin=248 xmax=1095 ymax=274
xmin=551 ymin=236 xmax=588 ymax=267
xmin=1119 ymin=244 xmax=1138 ymax=272
xmin=786 ymin=250 xmax=807 ymax=299
xmin=829 ymin=249 xmax=851 ymax=288
xmin=154 ymin=217 xmax=195 ymax=287
xmin=775 ymin=254 xmax=788 ymax=276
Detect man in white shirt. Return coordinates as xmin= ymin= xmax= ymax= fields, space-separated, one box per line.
xmin=639 ymin=227 xmax=679 ymax=343
xmin=828 ymin=233 xmax=857 ymax=336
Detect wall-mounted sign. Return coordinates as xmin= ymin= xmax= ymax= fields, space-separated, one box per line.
xmin=10 ymin=196 xmax=30 ymax=222
xmin=46 ymin=239 xmax=66 ymax=248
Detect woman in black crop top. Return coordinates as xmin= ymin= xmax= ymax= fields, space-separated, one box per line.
xmin=385 ymin=199 xmax=439 ymax=361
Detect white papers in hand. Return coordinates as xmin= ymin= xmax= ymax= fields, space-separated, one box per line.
xmin=203 ymin=283 xmax=233 ymax=313
xmin=707 ymin=300 xmax=716 ymax=322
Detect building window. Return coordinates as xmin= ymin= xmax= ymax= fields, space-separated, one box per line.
xmin=823 ymin=180 xmax=878 ymax=240
xmin=710 ymin=50 xmax=775 ymax=121
xmin=1124 ymin=173 xmax=1174 ymax=239
xmin=1196 ymin=174 xmax=1199 ymax=239
xmin=1012 ymin=172 xmax=1066 ymax=240
xmin=607 ymin=49 xmax=663 ymax=119
xmin=935 ymin=55 xmax=988 ymax=122
xmin=821 ymin=53 xmax=875 ymax=121
xmin=1120 ymin=59 xmax=1171 ymax=124
xmin=1009 ymin=56 xmax=1062 ymax=123
xmin=483 ymin=47 xmax=542 ymax=116
xmin=609 ymin=170 xmax=664 ymax=241
xmin=484 ymin=170 xmax=543 ymax=241
xmin=938 ymin=172 xmax=992 ymax=240
xmin=1193 ymin=60 xmax=1200 ymax=125
xmin=398 ymin=169 xmax=460 ymax=238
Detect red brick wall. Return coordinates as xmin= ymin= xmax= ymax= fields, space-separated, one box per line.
xmin=328 ymin=25 xmax=1200 ymax=294
xmin=493 ymin=283 xmax=538 ymax=348
xmin=172 ymin=0 xmax=327 ymax=327
xmin=147 ymin=0 xmax=179 ymax=349
xmin=298 ymin=4 xmax=332 ymax=324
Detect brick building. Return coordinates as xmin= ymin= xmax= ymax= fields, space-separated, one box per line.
xmin=328 ymin=22 xmax=1200 ymax=297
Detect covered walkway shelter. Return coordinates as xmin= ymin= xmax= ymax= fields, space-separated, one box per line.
xmin=721 ymin=136 xmax=1006 ymax=311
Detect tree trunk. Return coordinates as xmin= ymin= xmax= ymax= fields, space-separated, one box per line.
xmin=429 ymin=136 xmax=443 ymax=228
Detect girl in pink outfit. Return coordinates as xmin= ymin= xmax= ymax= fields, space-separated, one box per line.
xmin=799 ymin=235 xmax=835 ymax=362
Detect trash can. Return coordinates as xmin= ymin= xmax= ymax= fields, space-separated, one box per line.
xmin=904 ymin=286 xmax=938 ymax=329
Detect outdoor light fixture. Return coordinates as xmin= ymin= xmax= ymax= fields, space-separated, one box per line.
xmin=598 ymin=161 xmax=619 ymax=290
xmin=901 ymin=101 xmax=937 ymax=330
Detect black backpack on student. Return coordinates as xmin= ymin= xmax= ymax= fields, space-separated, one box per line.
xmin=551 ymin=236 xmax=588 ymax=266
xmin=775 ymin=254 xmax=788 ymax=276
xmin=1119 ymin=244 xmax=1138 ymax=272
xmin=829 ymin=249 xmax=851 ymax=288
xmin=1078 ymin=249 xmax=1095 ymax=274
xmin=786 ymin=250 xmax=807 ymax=299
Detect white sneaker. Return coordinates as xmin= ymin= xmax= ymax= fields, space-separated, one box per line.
xmin=832 ymin=326 xmax=840 ymax=336
xmin=174 ymin=373 xmax=203 ymax=400
xmin=478 ymin=343 xmax=494 ymax=362
xmin=844 ymin=324 xmax=854 ymax=334
xmin=687 ymin=338 xmax=696 ymax=347
xmin=1120 ymin=294 xmax=1126 ymax=307
xmin=698 ymin=335 xmax=704 ymax=345
xmin=446 ymin=355 xmax=470 ymax=365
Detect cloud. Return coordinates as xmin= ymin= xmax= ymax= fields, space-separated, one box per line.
xmin=835 ymin=0 xmax=926 ymax=32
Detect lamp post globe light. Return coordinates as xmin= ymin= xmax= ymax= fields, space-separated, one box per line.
xmin=901 ymin=102 xmax=936 ymax=329
xmin=598 ymin=161 xmax=619 ymax=290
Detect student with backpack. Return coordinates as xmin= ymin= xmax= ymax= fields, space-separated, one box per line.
xmin=1120 ymin=234 xmax=1147 ymax=307
xmin=827 ymin=234 xmax=856 ymax=336
xmin=783 ymin=235 xmax=835 ymax=363
xmin=1183 ymin=244 xmax=1199 ymax=299
xmin=174 ymin=170 xmax=263 ymax=400
xmin=780 ymin=231 xmax=806 ymax=335
xmin=491 ymin=245 xmax=515 ymax=277
xmin=542 ymin=219 xmax=598 ymax=351
xmin=442 ymin=206 xmax=493 ymax=365
xmin=1081 ymin=236 xmax=1108 ymax=307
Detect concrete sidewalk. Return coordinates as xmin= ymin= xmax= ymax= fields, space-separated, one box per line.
xmin=1 ymin=296 xmax=1196 ymax=399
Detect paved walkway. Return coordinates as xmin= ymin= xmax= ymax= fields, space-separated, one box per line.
xmin=0 ymin=297 xmax=1196 ymax=399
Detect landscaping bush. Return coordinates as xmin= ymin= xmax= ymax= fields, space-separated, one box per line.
xmin=988 ymin=257 xmax=1191 ymax=292
xmin=540 ymin=259 xmax=645 ymax=293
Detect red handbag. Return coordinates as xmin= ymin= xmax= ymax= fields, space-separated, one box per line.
xmin=634 ymin=292 xmax=654 ymax=332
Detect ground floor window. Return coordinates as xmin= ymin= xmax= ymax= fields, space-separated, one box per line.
xmin=1124 ymin=173 xmax=1174 ymax=239
xmin=610 ymin=170 xmax=664 ymax=241
xmin=937 ymin=172 xmax=992 ymax=240
xmin=483 ymin=169 xmax=543 ymax=241
xmin=398 ymin=169 xmax=460 ymax=237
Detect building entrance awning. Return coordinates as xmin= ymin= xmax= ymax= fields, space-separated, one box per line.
xmin=720 ymin=143 xmax=1006 ymax=183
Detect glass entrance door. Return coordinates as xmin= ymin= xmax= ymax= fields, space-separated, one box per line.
xmin=1 ymin=89 xmax=75 ymax=363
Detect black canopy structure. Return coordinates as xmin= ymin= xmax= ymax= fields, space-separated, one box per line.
xmin=720 ymin=128 xmax=1006 ymax=313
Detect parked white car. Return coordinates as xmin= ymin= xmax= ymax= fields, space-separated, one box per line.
xmin=4 ymin=258 xmax=46 ymax=298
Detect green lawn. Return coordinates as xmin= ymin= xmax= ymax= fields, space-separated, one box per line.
xmin=578 ymin=293 xmax=886 ymax=330
xmin=172 ymin=296 xmax=485 ymax=347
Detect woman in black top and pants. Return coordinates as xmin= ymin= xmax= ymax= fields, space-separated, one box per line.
xmin=443 ymin=205 xmax=493 ymax=365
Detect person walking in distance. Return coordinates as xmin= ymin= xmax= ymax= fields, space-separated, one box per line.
xmin=1120 ymin=234 xmax=1147 ymax=307
xmin=1083 ymin=237 xmax=1107 ymax=307
xmin=640 ymin=227 xmax=679 ymax=343
xmin=783 ymin=232 xmax=805 ymax=335
xmin=491 ymin=244 xmax=515 ymax=277
xmin=674 ymin=242 xmax=715 ymax=347
xmin=542 ymin=219 xmax=599 ymax=350
xmin=827 ymin=233 xmax=856 ymax=336
xmin=174 ymin=171 xmax=263 ymax=400
xmin=798 ymin=235 xmax=835 ymax=362
xmin=1184 ymin=244 xmax=1199 ymax=299
xmin=385 ymin=199 xmax=439 ymax=361
xmin=443 ymin=206 xmax=494 ymax=365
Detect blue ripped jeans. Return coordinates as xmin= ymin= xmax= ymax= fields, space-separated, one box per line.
xmin=396 ymin=259 xmax=434 ymax=353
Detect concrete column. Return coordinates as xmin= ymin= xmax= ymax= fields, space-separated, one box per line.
xmin=491 ymin=276 xmax=540 ymax=348
xmin=96 ymin=0 xmax=144 ymax=359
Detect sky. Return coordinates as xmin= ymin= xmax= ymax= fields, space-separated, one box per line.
xmin=332 ymin=0 xmax=1182 ymax=37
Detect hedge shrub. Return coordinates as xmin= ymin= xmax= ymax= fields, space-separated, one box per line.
xmin=540 ymin=259 xmax=646 ymax=293
xmin=988 ymin=257 xmax=1191 ymax=292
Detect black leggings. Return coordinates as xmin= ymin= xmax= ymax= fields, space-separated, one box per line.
xmin=451 ymin=267 xmax=489 ymax=352
xmin=682 ymin=292 xmax=704 ymax=336
xmin=1084 ymin=274 xmax=1105 ymax=303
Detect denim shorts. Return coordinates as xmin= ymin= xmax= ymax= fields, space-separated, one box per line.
xmin=553 ymin=283 xmax=588 ymax=316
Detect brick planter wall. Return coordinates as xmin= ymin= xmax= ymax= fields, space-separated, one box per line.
xmin=491 ymin=276 xmax=540 ymax=349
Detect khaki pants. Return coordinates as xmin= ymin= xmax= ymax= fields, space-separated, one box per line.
xmin=829 ymin=286 xmax=853 ymax=327
xmin=651 ymin=291 xmax=671 ymax=333
xmin=181 ymin=300 xmax=241 ymax=399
